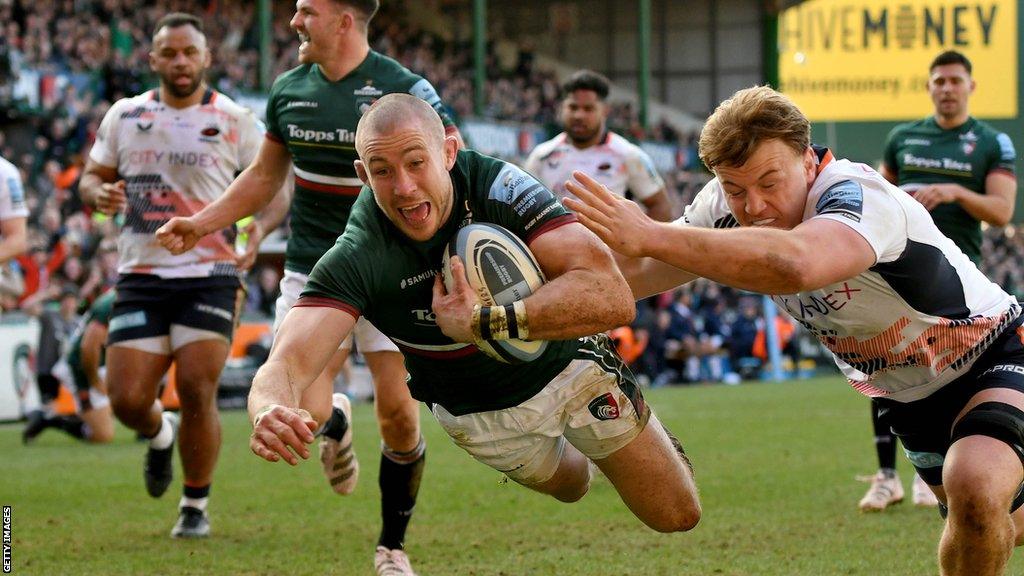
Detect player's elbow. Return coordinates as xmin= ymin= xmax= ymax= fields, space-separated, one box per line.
xmin=606 ymin=277 xmax=636 ymax=327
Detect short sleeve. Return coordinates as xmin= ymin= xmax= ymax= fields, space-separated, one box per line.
xmin=236 ymin=110 xmax=265 ymax=169
xmin=299 ymin=195 xmax=378 ymax=316
xmin=811 ymin=179 xmax=906 ymax=263
xmin=483 ymin=160 xmax=574 ymax=243
xmin=624 ymin=146 xmax=665 ymax=201
xmin=881 ymin=125 xmax=900 ymax=173
xmin=989 ymin=132 xmax=1016 ymax=176
xmin=264 ymin=80 xmax=284 ymax=143
xmin=407 ymin=77 xmax=457 ymax=130
xmin=0 ymin=166 xmax=28 ymax=221
xmin=90 ymin=100 xmax=123 ymax=168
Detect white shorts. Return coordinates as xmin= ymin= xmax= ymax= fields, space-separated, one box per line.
xmin=431 ymin=358 xmax=651 ymax=486
xmin=274 ymin=269 xmax=398 ymax=354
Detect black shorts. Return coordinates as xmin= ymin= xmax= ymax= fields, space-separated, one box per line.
xmin=878 ymin=313 xmax=1024 ymax=486
xmin=108 ymin=274 xmax=242 ymax=352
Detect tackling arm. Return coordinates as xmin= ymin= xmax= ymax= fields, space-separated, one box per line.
xmin=520 ymin=222 xmax=636 ymax=339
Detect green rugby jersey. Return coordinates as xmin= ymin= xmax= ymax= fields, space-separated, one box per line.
xmin=299 ymin=149 xmax=598 ymax=415
xmin=265 ymin=51 xmax=458 ymax=274
xmin=882 ymin=116 xmax=1016 ymax=263
xmin=66 ymin=290 xmax=116 ymax=376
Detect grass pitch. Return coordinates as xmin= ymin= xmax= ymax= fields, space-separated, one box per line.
xmin=5 ymin=376 xmax=1022 ymax=575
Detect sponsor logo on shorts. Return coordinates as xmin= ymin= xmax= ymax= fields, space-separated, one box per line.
xmin=903 ymin=449 xmax=944 ymax=469
xmin=588 ymin=392 xmax=620 ymax=421
xmin=109 ymin=311 xmax=147 ymax=332
xmin=980 ymin=363 xmax=1024 ymax=377
xmin=195 ymin=303 xmax=234 ymax=322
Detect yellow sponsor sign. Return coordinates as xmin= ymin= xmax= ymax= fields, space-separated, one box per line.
xmin=778 ymin=0 xmax=1017 ymax=121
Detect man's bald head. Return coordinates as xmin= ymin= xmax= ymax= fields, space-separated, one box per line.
xmin=355 ymin=94 xmax=445 ymax=157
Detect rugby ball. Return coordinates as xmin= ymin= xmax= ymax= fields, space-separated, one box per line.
xmin=441 ymin=223 xmax=548 ymax=363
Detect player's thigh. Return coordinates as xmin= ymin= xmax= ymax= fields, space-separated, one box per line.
xmin=430 ymin=390 xmax=569 ymax=487
xmin=106 ymin=281 xmax=174 ymax=397
xmin=593 ymin=413 xmax=700 ymax=527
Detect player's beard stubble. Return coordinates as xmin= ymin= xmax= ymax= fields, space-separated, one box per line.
xmin=161 ymin=69 xmax=204 ymax=99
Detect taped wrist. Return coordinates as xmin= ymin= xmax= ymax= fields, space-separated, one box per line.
xmin=471 ymin=301 xmax=530 ymax=341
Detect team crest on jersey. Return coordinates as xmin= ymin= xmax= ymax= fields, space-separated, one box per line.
xmin=199 ymin=124 xmax=221 ymax=142
xmin=354 ymin=80 xmax=384 ymax=115
xmin=960 ymin=130 xmax=978 ymax=156
xmin=588 ymin=392 xmax=620 ymax=421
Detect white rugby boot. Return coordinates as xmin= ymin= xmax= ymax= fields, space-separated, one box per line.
xmin=375 ymin=546 xmax=417 ymax=576
xmin=912 ymin=473 xmax=939 ymax=507
xmin=320 ymin=392 xmax=359 ymax=495
xmin=858 ymin=470 xmax=904 ymax=512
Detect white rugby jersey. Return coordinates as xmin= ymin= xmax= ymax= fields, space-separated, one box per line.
xmin=524 ymin=131 xmax=665 ymax=204
xmin=90 ymin=89 xmax=263 ymax=278
xmin=0 ymin=155 xmax=29 ymax=223
xmin=684 ymin=148 xmax=1019 ymax=402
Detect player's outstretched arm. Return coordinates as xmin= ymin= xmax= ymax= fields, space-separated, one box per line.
xmin=156 ymin=137 xmax=292 ymax=255
xmin=248 ymin=305 xmax=355 ymax=465
xmin=566 ymin=170 xmax=877 ymax=294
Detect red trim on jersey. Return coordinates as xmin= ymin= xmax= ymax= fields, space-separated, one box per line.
xmin=265 ymin=132 xmax=283 ymax=144
xmin=816 ymin=149 xmax=835 ymax=175
xmin=395 ymin=342 xmax=480 ymax=360
xmin=525 ymin=213 xmax=578 ymax=244
xmin=989 ymin=168 xmax=1017 ymax=182
xmin=294 ymin=175 xmax=362 ymax=196
xmin=294 ymin=296 xmax=361 ymax=319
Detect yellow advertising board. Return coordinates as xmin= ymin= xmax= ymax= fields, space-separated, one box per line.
xmin=778 ymin=0 xmax=1017 ymax=121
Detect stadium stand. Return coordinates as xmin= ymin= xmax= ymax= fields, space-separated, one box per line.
xmin=1 ymin=0 xmax=1020 ymax=388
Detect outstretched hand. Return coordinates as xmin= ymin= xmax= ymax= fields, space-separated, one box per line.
xmin=562 ymin=171 xmax=656 ymax=258
xmin=432 ymin=255 xmax=479 ymax=343
xmin=155 ymin=217 xmax=203 ymax=255
xmin=249 ymin=405 xmax=318 ymax=466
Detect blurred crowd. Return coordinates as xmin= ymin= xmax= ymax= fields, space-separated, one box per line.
xmin=1 ymin=0 xmax=1021 ymax=385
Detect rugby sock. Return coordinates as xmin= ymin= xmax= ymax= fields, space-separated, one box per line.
xmin=377 ymin=437 xmax=426 ymax=551
xmin=870 ymin=399 xmax=897 ymax=471
xmin=149 ymin=412 xmax=175 ymax=450
xmin=320 ymin=406 xmax=349 ymax=441
xmin=181 ymin=484 xmax=210 ymax=512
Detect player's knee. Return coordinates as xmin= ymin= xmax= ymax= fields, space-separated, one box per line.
xmin=377 ymin=401 xmax=420 ymax=444
xmin=109 ymin=388 xmax=149 ymax=421
xmin=173 ymin=377 xmax=219 ymax=410
xmin=551 ymin=477 xmax=589 ymax=503
xmin=648 ymin=499 xmax=702 ymax=533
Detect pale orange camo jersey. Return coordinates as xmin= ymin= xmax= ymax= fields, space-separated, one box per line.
xmin=90 ymin=89 xmax=263 ymax=279
xmin=829 ymin=313 xmax=1012 ymax=397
